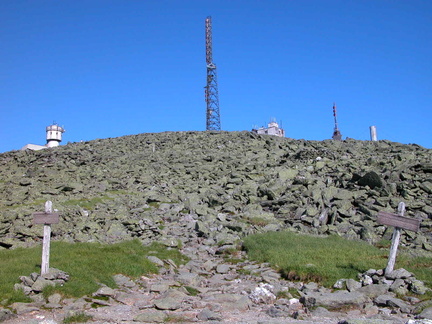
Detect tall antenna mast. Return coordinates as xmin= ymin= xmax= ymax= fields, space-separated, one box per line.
xmin=332 ymin=102 xmax=342 ymax=140
xmin=205 ymin=16 xmax=221 ymax=131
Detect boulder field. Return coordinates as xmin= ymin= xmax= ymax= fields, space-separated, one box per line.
xmin=0 ymin=131 xmax=430 ymax=252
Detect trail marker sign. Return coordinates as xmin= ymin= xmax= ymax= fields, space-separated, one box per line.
xmin=32 ymin=201 xmax=59 ymax=275
xmin=377 ymin=211 xmax=420 ymax=232
xmin=33 ymin=212 xmax=59 ymax=225
xmin=377 ymin=202 xmax=421 ymax=275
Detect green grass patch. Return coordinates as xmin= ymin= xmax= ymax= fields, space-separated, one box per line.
xmin=184 ymin=286 xmax=200 ymax=296
xmin=63 ymin=312 xmax=93 ymax=323
xmin=2 ymin=288 xmax=33 ymax=304
xmin=62 ymin=196 xmax=113 ymax=210
xmin=106 ymin=190 xmax=138 ymax=195
xmin=164 ymin=315 xmax=190 ymax=322
xmin=375 ymin=239 xmax=392 ymax=249
xmin=0 ymin=239 xmax=188 ymax=304
xmin=0 ymin=198 xmax=48 ymax=210
xmin=243 ymin=231 xmax=432 ymax=288
xmin=246 ymin=217 xmax=271 ymax=227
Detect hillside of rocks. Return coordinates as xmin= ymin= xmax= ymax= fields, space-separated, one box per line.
xmin=0 ymin=131 xmax=431 ymax=253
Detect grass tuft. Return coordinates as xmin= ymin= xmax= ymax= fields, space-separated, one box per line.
xmin=63 ymin=312 xmax=93 ymax=323
xmin=184 ymin=286 xmax=200 ymax=296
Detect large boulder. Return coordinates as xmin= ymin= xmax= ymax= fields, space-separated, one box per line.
xmin=301 ymin=290 xmax=370 ymax=309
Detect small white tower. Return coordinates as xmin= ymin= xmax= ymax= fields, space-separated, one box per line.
xmin=46 ymin=124 xmax=65 ymax=148
xmin=370 ymin=126 xmax=378 ymax=141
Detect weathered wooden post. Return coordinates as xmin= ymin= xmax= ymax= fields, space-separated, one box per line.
xmin=32 ymin=201 xmax=60 ymax=275
xmin=377 ymin=202 xmax=421 ymax=275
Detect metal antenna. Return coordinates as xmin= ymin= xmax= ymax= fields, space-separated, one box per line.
xmin=205 ymin=16 xmax=221 ymax=131
xmin=332 ymin=103 xmax=342 ymax=140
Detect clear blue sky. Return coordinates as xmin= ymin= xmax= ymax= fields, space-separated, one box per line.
xmin=1 ymin=0 xmax=431 ymax=153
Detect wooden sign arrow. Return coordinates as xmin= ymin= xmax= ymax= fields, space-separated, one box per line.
xmin=377 ymin=211 xmax=420 ymax=232
xmin=33 ymin=212 xmax=60 ymax=225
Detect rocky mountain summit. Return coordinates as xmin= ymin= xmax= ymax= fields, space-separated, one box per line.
xmin=1 ymin=131 xmax=432 ymax=323
xmin=0 ymin=131 xmax=431 ymax=250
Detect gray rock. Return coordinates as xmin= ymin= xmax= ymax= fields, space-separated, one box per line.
xmin=374 ymin=294 xmax=394 ymax=306
xmin=147 ymin=256 xmax=164 ymax=267
xmin=47 ymin=293 xmax=62 ymax=304
xmin=93 ymin=286 xmax=116 ymax=297
xmin=10 ymin=302 xmax=40 ymax=315
xmin=175 ymin=272 xmax=201 ymax=286
xmin=150 ymin=283 xmax=170 ymax=293
xmin=113 ymin=274 xmax=136 ymax=288
xmin=389 ymin=278 xmax=405 ymax=292
xmin=355 ymin=284 xmax=389 ymax=299
xmin=311 ymin=306 xmax=342 ymax=318
xmin=216 ymin=264 xmax=230 ymax=274
xmin=385 ymin=268 xmax=413 ymax=280
xmin=37 ymin=320 xmax=59 ymax=324
xmin=278 ymin=168 xmax=298 ymax=181
xmin=301 ymin=290 xmax=370 ymax=309
xmin=406 ymin=320 xmax=432 ymax=324
xmin=14 ymin=283 xmax=32 ymax=295
xmin=386 ymin=297 xmax=412 ymax=313
xmin=0 ymin=308 xmax=14 ymax=322
xmin=249 ymin=283 xmax=276 ymax=304
xmin=203 ymin=293 xmax=252 ymax=311
xmin=154 ymin=297 xmax=182 ymax=310
xmin=31 ymin=277 xmax=55 ymax=292
xmin=265 ymin=305 xmax=287 ymax=318
xmin=339 ymin=320 xmax=396 ymax=324
xmin=392 ymin=285 xmax=409 ymax=296
xmin=375 ymin=294 xmax=412 ymax=313
xmin=153 ymin=289 xmax=188 ymax=311
xmin=197 ymin=308 xmax=222 ymax=321
xmin=346 ymin=279 xmax=362 ymax=292
xmin=418 ymin=306 xmax=432 ymax=320
xmin=410 ymin=279 xmax=427 ymax=295
xmin=43 ymin=268 xmax=69 ymax=281
xmin=357 ymin=171 xmax=383 ymax=189
xmin=19 ymin=275 xmax=34 ymax=287
xmin=261 ymin=270 xmax=281 ymax=283
xmin=44 ymin=302 xmax=62 ymax=309
xmin=360 ymin=274 xmax=373 ymax=286
xmin=133 ymin=311 xmax=168 ymax=322
xmin=106 ymin=223 xmax=130 ymax=239
xmin=202 ymin=260 xmax=216 ymax=272
xmin=333 ymin=279 xmax=346 ymax=289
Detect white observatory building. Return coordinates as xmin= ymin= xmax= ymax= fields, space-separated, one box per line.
xmin=252 ymin=119 xmax=285 ymax=137
xmin=21 ymin=123 xmax=65 ymax=151
xmin=45 ymin=124 xmax=65 ymax=148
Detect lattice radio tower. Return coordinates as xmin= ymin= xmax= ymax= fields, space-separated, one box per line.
xmin=205 ymin=16 xmax=221 ymax=131
xmin=332 ymin=102 xmax=342 ymax=140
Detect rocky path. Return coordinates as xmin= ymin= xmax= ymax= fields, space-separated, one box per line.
xmin=2 ymin=217 xmax=428 ymax=324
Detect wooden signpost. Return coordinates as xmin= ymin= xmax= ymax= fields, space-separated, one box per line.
xmin=32 ymin=201 xmax=59 ymax=275
xmin=377 ymin=202 xmax=421 ymax=275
